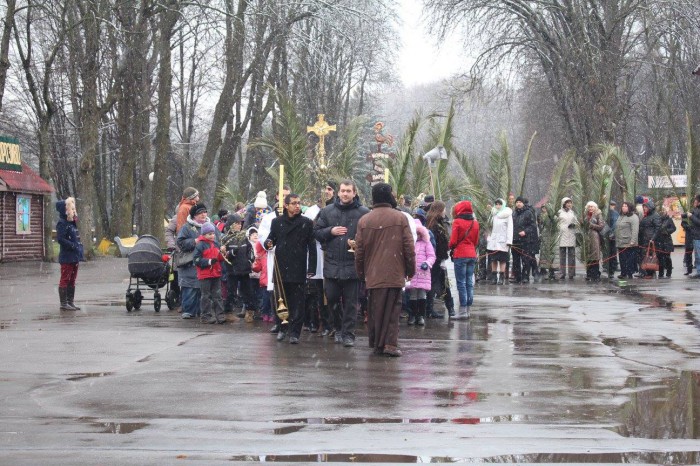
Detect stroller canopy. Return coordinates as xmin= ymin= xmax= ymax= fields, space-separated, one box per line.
xmin=128 ymin=235 xmax=166 ymax=282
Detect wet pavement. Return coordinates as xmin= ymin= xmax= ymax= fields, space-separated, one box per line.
xmin=0 ymin=254 xmax=699 ymax=464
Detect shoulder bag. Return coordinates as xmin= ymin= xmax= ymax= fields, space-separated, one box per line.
xmin=641 ymin=240 xmax=659 ymax=272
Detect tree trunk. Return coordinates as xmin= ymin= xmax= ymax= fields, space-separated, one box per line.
xmin=150 ymin=1 xmax=179 ymax=242
xmin=0 ymin=0 xmax=16 ymax=112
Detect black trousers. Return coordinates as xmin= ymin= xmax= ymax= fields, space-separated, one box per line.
xmin=619 ymin=247 xmax=636 ymax=277
xmin=277 ymin=281 xmax=306 ymax=338
xmin=226 ymin=273 xmax=256 ymax=312
xmin=324 ymin=278 xmax=360 ymax=340
xmin=658 ymin=251 xmax=672 ymax=277
xmin=606 ymin=239 xmax=618 ymax=275
xmin=304 ymin=279 xmax=331 ymax=330
xmin=512 ymin=246 xmax=532 ymax=280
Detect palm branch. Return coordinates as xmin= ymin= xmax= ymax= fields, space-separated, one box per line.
xmin=387 ymin=113 xmax=424 ymax=198
xmin=249 ymin=92 xmax=310 ymax=199
xmin=486 ymin=131 xmax=512 ymax=202
xmin=687 ymin=112 xmax=699 ymax=201
xmin=516 ymin=131 xmax=537 ymax=198
xmin=326 ymin=115 xmax=369 ymax=196
xmin=597 ymin=144 xmax=636 ymax=204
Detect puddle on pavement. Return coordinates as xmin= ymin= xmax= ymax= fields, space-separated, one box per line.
xmin=274 ymin=417 xmax=481 ymax=425
xmin=0 ymin=319 xmax=16 ymax=329
xmin=612 ymin=371 xmax=700 ymax=439
xmin=90 ymin=421 xmax=148 ymax=434
xmin=66 ymin=372 xmax=114 ymax=381
xmin=273 ymin=425 xmax=305 ymax=435
xmin=229 ymin=451 xmax=700 ymax=463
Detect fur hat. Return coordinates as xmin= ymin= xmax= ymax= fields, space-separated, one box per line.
xmin=635 ymin=195 xmax=644 ymax=204
xmin=371 ymin=183 xmax=397 ymax=208
xmin=201 ymin=222 xmax=216 ymax=235
xmin=254 ymin=191 xmax=268 ymax=209
xmin=189 ymin=203 xmax=207 ymax=218
xmin=423 ymin=194 xmax=435 ymax=204
xmin=515 ymin=196 xmax=526 ymax=204
xmin=217 ymin=209 xmax=229 ymax=219
xmin=183 ymin=187 xmax=199 ymax=200
xmin=326 ymin=180 xmax=338 ymax=192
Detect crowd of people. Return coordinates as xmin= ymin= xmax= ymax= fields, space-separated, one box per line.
xmin=54 ymin=182 xmax=700 ymax=356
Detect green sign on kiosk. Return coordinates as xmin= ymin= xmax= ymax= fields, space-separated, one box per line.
xmin=0 ymin=136 xmax=22 ymax=171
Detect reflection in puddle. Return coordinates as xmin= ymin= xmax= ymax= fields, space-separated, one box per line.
xmin=274 ymin=417 xmax=482 ymax=425
xmin=0 ymin=319 xmax=16 ymax=329
xmin=90 ymin=421 xmax=148 ymax=434
xmin=273 ymin=425 xmax=305 ymax=435
xmin=66 ymin=372 xmax=113 ymax=381
xmin=229 ymin=451 xmax=700 ymax=463
xmin=614 ymin=371 xmax=700 ymax=439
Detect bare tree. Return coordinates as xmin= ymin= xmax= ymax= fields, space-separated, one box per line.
xmin=424 ymin=0 xmax=650 ymax=166
xmin=149 ymin=0 xmax=180 ymax=241
xmin=0 ymin=0 xmax=17 ymax=112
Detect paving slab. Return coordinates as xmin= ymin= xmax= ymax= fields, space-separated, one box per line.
xmin=0 ymin=253 xmax=698 ymax=464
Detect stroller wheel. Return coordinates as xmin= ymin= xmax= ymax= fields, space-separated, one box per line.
xmin=126 ymin=292 xmax=134 ymax=312
xmin=165 ymin=289 xmax=179 ymax=310
xmin=154 ymin=293 xmax=161 ymax=312
xmin=133 ymin=290 xmax=143 ymax=310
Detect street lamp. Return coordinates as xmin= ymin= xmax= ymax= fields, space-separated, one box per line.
xmin=423 ymin=146 xmax=448 ymax=199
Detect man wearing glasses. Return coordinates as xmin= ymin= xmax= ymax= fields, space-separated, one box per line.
xmin=264 ymin=194 xmax=317 ymax=344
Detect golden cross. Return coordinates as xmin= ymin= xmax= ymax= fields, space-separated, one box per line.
xmin=307 ymin=114 xmax=336 ymax=169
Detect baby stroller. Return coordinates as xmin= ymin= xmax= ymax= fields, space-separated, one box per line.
xmin=125 ymin=235 xmax=179 ymax=312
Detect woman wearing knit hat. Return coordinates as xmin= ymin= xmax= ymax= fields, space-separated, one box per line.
xmin=243 ymin=191 xmax=272 ymax=228
xmin=176 ymin=202 xmax=212 ymax=319
xmin=176 ymin=187 xmax=200 ymax=234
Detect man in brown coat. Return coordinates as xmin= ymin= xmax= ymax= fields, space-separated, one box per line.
xmin=355 ymin=183 xmax=415 ymax=357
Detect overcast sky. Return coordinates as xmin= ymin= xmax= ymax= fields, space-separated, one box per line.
xmin=398 ymin=0 xmax=467 ymax=86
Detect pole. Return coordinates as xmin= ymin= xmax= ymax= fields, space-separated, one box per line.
xmin=427 ymin=163 xmax=435 ymax=196
xmin=278 ymin=164 xmax=284 ymax=215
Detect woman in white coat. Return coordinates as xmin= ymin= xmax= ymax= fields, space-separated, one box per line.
xmin=557 ymin=197 xmax=578 ymax=279
xmin=486 ymin=198 xmax=513 ymax=285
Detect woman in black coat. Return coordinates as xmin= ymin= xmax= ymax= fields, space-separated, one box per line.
xmin=56 ymin=197 xmax=84 ymax=311
xmin=656 ymin=206 xmax=676 ymax=278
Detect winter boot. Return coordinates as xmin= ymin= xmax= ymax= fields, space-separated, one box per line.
xmin=59 ymin=288 xmax=73 ymax=311
xmin=548 ymin=269 xmax=556 ymax=280
xmin=496 ymin=272 xmax=504 ymax=285
xmin=67 ymin=286 xmax=80 ymax=310
xmin=407 ymin=300 xmax=417 ymax=325
xmin=490 ymin=272 xmax=498 ymax=284
xmin=416 ymin=299 xmax=426 ymax=326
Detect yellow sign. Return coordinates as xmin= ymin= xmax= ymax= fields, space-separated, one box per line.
xmin=0 ymin=137 xmax=21 ymax=170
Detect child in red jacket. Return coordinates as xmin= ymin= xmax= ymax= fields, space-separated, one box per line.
xmin=194 ymin=222 xmax=226 ymax=324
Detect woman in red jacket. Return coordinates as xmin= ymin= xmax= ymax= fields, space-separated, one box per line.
xmin=449 ymin=200 xmax=480 ymax=320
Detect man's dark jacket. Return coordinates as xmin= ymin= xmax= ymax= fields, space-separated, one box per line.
xmin=266 ymin=211 xmax=317 ymax=283
xmin=314 ymin=195 xmax=369 ymax=280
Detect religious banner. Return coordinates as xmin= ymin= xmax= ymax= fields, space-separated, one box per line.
xmin=366 ymin=122 xmax=395 ymax=187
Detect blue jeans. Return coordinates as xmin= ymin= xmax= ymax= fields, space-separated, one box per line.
xmin=181 ymin=286 xmax=201 ymax=316
xmin=453 ymin=257 xmax=476 ymax=307
xmin=694 ymin=240 xmax=700 ymax=274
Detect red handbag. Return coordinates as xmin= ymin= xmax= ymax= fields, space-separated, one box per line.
xmin=641 ymin=241 xmax=659 ymax=272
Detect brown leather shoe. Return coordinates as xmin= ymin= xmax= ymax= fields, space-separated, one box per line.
xmin=383 ymin=345 xmax=402 ymax=357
